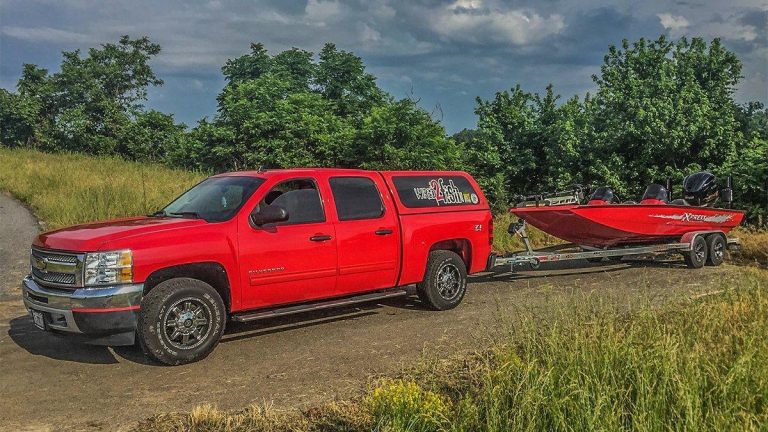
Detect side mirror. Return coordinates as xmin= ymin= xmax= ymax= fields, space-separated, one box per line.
xmin=250 ymin=205 xmax=289 ymax=226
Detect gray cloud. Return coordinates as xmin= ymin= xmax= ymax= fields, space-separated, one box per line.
xmin=0 ymin=0 xmax=765 ymax=132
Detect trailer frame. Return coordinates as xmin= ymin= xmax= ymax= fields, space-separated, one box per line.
xmin=490 ymin=220 xmax=740 ymax=271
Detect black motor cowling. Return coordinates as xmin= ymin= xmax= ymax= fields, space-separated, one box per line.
xmin=683 ymin=171 xmax=719 ymax=207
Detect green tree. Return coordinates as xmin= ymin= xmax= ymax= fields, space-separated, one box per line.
xmin=351 ymin=98 xmax=460 ymax=170
xmin=591 ymin=36 xmax=743 ymax=196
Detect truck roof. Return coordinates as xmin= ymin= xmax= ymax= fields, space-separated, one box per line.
xmin=212 ymin=168 xmax=472 ymax=178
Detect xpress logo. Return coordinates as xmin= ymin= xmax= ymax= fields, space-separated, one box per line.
xmin=413 ymin=178 xmax=479 ymax=206
xmin=650 ymin=213 xmax=734 ymax=223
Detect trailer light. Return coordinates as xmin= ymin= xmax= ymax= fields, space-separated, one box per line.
xmin=84 ymin=250 xmax=133 ymax=286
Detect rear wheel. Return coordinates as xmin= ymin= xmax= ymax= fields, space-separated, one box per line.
xmin=138 ymin=278 xmax=226 ymax=365
xmin=705 ymin=234 xmax=726 ymax=266
xmin=417 ymin=250 xmax=467 ymax=311
xmin=684 ymin=236 xmax=708 ymax=269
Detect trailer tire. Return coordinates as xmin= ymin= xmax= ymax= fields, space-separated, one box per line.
xmin=684 ymin=236 xmax=708 ymax=269
xmin=138 ymin=278 xmax=226 ymax=365
xmin=417 ymin=250 xmax=467 ymax=311
xmin=705 ymin=234 xmax=725 ymax=266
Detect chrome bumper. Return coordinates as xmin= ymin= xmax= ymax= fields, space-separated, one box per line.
xmin=22 ymin=275 xmax=143 ymax=334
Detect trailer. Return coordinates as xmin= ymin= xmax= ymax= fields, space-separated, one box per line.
xmin=489 ymin=219 xmax=741 ymax=272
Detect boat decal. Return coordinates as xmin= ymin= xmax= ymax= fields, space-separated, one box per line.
xmin=649 ymin=213 xmax=734 ymax=223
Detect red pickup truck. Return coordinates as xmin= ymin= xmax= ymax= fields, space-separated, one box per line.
xmin=22 ymin=169 xmax=493 ymax=364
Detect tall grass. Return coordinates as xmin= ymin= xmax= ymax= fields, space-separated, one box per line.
xmin=138 ymin=269 xmax=768 ymax=432
xmin=0 ymin=148 xmax=206 ymax=229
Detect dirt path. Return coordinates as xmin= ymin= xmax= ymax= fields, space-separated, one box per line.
xmin=0 ymin=254 xmax=742 ymax=431
xmin=0 ymin=193 xmax=39 ymax=300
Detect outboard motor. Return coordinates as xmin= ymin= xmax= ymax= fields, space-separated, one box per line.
xmin=588 ymin=187 xmax=619 ymax=205
xmin=640 ymin=184 xmax=669 ymax=205
xmin=683 ymin=171 xmax=719 ymax=207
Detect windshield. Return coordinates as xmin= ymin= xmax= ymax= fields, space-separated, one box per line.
xmin=160 ymin=176 xmax=265 ymax=222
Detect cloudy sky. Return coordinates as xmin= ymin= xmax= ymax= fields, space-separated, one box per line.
xmin=1 ymin=0 xmax=766 ymax=132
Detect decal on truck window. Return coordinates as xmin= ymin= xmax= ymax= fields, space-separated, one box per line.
xmin=392 ymin=176 xmax=479 ymax=208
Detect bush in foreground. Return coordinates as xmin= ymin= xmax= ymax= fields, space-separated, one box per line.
xmin=137 ymin=269 xmax=768 ymax=432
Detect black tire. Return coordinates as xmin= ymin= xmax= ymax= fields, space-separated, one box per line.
xmin=684 ymin=236 xmax=708 ymax=269
xmin=416 ymin=250 xmax=467 ymax=311
xmin=138 ymin=278 xmax=226 ymax=365
xmin=705 ymin=234 xmax=726 ymax=266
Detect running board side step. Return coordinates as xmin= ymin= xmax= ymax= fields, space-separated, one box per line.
xmin=231 ymin=288 xmax=409 ymax=322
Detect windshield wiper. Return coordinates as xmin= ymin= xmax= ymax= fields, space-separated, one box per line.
xmin=168 ymin=211 xmax=201 ymax=219
xmin=150 ymin=210 xmax=168 ymax=217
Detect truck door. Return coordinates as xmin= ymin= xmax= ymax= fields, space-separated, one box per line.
xmin=328 ymin=175 xmax=401 ymax=295
xmin=238 ymin=177 xmax=338 ymax=309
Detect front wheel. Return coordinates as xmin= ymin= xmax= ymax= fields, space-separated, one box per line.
xmin=137 ymin=278 xmax=226 ymax=365
xmin=684 ymin=236 xmax=708 ymax=269
xmin=417 ymin=250 xmax=467 ymax=311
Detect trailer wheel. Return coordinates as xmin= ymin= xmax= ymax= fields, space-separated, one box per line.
xmin=417 ymin=250 xmax=467 ymax=311
xmin=684 ymin=236 xmax=708 ymax=269
xmin=138 ymin=278 xmax=226 ymax=365
xmin=705 ymin=234 xmax=726 ymax=266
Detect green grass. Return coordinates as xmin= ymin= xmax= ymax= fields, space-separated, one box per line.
xmin=0 ymin=147 xmax=206 ymax=229
xmin=138 ymin=268 xmax=768 ymax=432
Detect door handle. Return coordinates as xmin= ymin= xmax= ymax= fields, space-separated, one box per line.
xmin=375 ymin=229 xmax=394 ymax=235
xmin=310 ymin=234 xmax=332 ymax=242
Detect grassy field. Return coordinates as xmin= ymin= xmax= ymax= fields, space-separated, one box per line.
xmin=138 ymin=268 xmax=768 ymax=432
xmin=0 ymin=147 xmax=206 ymax=229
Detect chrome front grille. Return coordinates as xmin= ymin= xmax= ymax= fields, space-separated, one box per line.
xmin=30 ymin=248 xmax=85 ymax=289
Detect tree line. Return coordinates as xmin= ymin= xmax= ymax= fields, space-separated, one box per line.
xmin=1 ymin=35 xmax=766 ymax=222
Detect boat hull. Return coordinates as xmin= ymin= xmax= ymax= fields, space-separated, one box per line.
xmin=510 ymin=204 xmax=745 ymax=248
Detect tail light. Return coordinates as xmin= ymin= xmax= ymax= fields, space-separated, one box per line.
xmin=488 ymin=217 xmax=494 ymax=246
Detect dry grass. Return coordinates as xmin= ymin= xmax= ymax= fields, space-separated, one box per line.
xmin=0 ymin=147 xmax=206 ymax=229
xmin=731 ymin=227 xmax=768 ymax=267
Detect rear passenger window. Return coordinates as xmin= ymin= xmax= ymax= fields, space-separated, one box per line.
xmin=330 ymin=177 xmax=384 ymax=221
xmin=392 ymin=175 xmax=480 ymax=208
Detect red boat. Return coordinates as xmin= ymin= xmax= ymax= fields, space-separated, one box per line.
xmin=511 ymin=203 xmax=744 ymax=248
xmin=510 ymin=172 xmax=745 ymax=248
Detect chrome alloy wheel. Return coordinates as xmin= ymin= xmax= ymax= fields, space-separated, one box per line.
xmin=437 ymin=262 xmax=462 ymax=301
xmin=163 ymin=297 xmax=212 ymax=350
xmin=695 ymin=239 xmax=707 ymax=262
xmin=712 ymin=239 xmax=724 ymax=261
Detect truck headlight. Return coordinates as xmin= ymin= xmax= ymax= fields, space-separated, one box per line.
xmin=84 ymin=250 xmax=133 ymax=286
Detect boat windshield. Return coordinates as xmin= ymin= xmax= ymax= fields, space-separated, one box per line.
xmin=158 ymin=176 xmax=265 ymax=222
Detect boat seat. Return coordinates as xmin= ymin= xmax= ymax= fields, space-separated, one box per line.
xmin=640 ymin=184 xmax=669 ymax=205
xmin=587 ymin=187 xmax=619 ymax=205
xmin=670 ymin=198 xmax=688 ymax=206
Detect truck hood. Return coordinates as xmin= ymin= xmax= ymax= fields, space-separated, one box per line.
xmin=33 ymin=216 xmax=206 ymax=252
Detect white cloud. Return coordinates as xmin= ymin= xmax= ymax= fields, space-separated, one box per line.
xmin=657 ymin=13 xmax=690 ymax=32
xmin=305 ymin=0 xmax=341 ymax=23
xmin=2 ymin=26 xmax=91 ymax=44
xmin=431 ymin=2 xmax=566 ymax=45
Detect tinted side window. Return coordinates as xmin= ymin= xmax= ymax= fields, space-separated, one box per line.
xmin=330 ymin=177 xmax=384 ymax=221
xmin=392 ymin=175 xmax=480 ymax=208
xmin=260 ymin=179 xmax=325 ymax=225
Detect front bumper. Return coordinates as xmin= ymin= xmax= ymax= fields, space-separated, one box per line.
xmin=22 ymin=275 xmax=143 ymax=346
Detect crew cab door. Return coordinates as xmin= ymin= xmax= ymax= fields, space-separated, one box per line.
xmin=238 ymin=177 xmax=338 ymax=309
xmin=328 ymin=175 xmax=401 ymax=295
